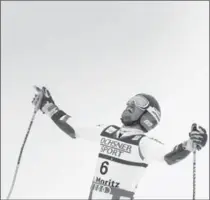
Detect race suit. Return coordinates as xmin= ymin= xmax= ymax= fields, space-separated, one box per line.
xmin=71 ymin=122 xmax=166 ymax=200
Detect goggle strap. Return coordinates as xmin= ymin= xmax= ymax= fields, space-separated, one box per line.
xmin=147 ymin=106 xmax=161 ymax=122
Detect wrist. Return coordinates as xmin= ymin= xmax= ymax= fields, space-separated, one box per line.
xmin=42 ymin=102 xmax=59 ymax=117
xmin=42 ymin=102 xmax=68 ymax=122
xmin=182 ymin=139 xmax=194 ymax=152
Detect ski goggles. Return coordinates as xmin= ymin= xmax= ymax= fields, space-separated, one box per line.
xmin=127 ymin=95 xmax=149 ymax=109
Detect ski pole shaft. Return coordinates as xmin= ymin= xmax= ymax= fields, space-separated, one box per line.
xmin=6 ymin=87 xmax=44 ymax=199
xmin=192 ymin=148 xmax=196 ymax=200
xmin=6 ymin=109 xmax=38 ymax=199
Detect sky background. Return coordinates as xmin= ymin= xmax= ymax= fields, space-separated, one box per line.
xmin=1 ymin=1 xmax=209 ymax=199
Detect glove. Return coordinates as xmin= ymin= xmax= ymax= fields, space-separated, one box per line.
xmin=183 ymin=123 xmax=208 ymax=151
xmin=32 ymin=86 xmax=59 ymax=117
xmin=189 ymin=123 xmax=207 ymax=150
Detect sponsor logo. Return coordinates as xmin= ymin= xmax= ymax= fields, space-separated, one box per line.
xmin=143 ymin=119 xmax=153 ymax=127
xmin=92 ymin=183 xmax=111 ymax=194
xmin=100 ymin=137 xmax=132 ymax=157
xmin=131 ymin=135 xmax=142 ymax=141
xmin=105 ymin=126 xmax=117 ymax=134
xmin=95 ymin=177 xmax=120 ymax=188
xmin=92 ymin=177 xmax=120 ymax=194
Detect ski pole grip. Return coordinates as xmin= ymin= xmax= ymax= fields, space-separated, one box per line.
xmin=33 ymin=86 xmax=44 ymax=112
xmin=191 ymin=123 xmax=198 ymax=151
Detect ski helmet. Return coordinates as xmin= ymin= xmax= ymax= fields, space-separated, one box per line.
xmin=121 ymin=93 xmax=161 ymax=132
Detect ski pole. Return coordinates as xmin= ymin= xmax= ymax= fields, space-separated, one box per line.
xmin=191 ymin=123 xmax=197 ymax=200
xmin=192 ymin=145 xmax=196 ymax=200
xmin=6 ymin=87 xmax=43 ymax=199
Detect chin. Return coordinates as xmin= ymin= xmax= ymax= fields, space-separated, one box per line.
xmin=120 ymin=117 xmax=134 ymax=126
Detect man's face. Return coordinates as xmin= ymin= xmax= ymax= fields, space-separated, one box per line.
xmin=121 ymin=101 xmax=144 ymax=125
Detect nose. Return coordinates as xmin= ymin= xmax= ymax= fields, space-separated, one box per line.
xmin=126 ymin=105 xmax=134 ymax=113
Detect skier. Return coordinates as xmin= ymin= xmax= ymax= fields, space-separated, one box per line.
xmin=32 ymin=86 xmax=207 ymax=200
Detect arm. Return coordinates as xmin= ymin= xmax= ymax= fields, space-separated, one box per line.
xmin=139 ymin=138 xmax=197 ymax=165
xmin=164 ymin=141 xmax=191 ymax=165
xmin=164 ymin=123 xmax=207 ymax=165
xmin=32 ymin=86 xmax=103 ymax=142
xmin=139 ymin=123 xmax=207 ymax=165
xmin=139 ymin=136 xmax=167 ymax=163
xmin=50 ymin=110 xmax=76 ymax=139
xmin=50 ymin=109 xmax=103 ymax=142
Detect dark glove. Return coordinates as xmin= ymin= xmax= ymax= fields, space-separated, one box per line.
xmin=189 ymin=123 xmax=208 ymax=151
xmin=32 ymin=86 xmax=58 ymax=116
